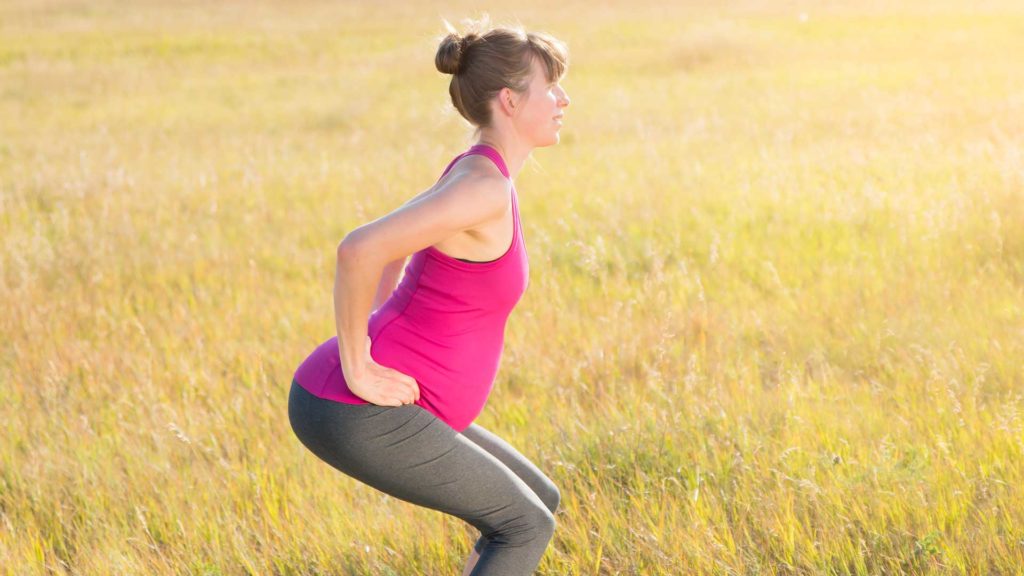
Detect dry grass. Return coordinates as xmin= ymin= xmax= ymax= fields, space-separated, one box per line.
xmin=1 ymin=0 xmax=1022 ymax=574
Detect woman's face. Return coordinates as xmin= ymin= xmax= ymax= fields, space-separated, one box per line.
xmin=514 ymin=58 xmax=570 ymax=147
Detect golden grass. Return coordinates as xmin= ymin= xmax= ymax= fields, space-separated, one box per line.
xmin=1 ymin=0 xmax=1022 ymax=573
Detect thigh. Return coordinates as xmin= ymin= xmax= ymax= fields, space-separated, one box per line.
xmin=289 ymin=382 xmax=549 ymax=530
xmin=460 ymin=423 xmax=561 ymax=514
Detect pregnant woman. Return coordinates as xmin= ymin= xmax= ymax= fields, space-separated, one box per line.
xmin=288 ymin=19 xmax=571 ymax=575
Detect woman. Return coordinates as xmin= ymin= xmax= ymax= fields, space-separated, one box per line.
xmin=288 ymin=18 xmax=571 ymax=576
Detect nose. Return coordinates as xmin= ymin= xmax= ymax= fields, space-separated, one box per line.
xmin=558 ymin=87 xmax=570 ymax=107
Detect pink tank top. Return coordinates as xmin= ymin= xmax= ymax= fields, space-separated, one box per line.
xmin=292 ymin=144 xmax=529 ymax=433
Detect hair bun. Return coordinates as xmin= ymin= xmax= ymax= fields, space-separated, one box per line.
xmin=435 ymin=32 xmax=465 ymax=75
xmin=436 ymin=31 xmax=483 ymax=75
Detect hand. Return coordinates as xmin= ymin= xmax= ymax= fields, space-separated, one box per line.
xmin=346 ymin=337 xmax=421 ymax=407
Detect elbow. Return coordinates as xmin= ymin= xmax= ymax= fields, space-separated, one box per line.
xmin=337 ymin=228 xmax=370 ymax=264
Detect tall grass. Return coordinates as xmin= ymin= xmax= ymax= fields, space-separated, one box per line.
xmin=1 ymin=0 xmax=1022 ymax=573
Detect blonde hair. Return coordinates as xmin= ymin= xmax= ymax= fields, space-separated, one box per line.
xmin=435 ymin=15 xmax=569 ymax=132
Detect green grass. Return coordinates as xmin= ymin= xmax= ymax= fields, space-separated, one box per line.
xmin=1 ymin=0 xmax=1023 ymax=573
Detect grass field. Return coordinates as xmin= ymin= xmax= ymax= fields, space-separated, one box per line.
xmin=2 ymin=0 xmax=1023 ymax=574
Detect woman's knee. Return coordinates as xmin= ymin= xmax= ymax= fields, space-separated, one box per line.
xmin=536 ymin=479 xmax=560 ymax=515
xmin=528 ymin=505 xmax=557 ymax=545
xmin=491 ymin=501 xmax=556 ymax=548
xmin=537 ymin=505 xmax=557 ymax=539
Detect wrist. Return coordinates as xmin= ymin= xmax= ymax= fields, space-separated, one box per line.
xmin=342 ymin=362 xmax=365 ymax=384
xmin=339 ymin=337 xmax=371 ymax=384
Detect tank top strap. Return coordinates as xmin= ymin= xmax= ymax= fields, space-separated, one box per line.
xmin=436 ymin=144 xmax=519 ymax=233
xmin=437 ymin=144 xmax=511 ymax=181
xmin=468 ymin=145 xmax=519 ymax=234
xmin=465 ymin=144 xmax=511 ymax=179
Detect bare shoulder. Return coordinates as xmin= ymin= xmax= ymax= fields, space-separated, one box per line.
xmin=451 ymin=153 xmax=507 ymax=179
xmin=439 ymin=175 xmax=510 ymax=230
xmin=408 ymin=154 xmax=511 ymax=212
xmin=444 ymin=154 xmax=509 ymax=191
xmin=342 ymin=153 xmax=512 ymax=262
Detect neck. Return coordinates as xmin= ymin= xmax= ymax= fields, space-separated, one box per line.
xmin=473 ymin=131 xmax=530 ymax=180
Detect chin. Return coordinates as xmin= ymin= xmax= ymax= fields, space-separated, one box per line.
xmin=536 ymin=133 xmax=560 ymax=148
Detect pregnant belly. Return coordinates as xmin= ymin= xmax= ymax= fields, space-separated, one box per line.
xmin=371 ymin=325 xmax=503 ymax=426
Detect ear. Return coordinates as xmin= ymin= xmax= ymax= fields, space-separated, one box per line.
xmin=496 ymin=87 xmax=518 ymax=117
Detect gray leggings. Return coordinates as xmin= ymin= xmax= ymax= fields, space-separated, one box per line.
xmin=287 ymin=380 xmax=560 ymax=575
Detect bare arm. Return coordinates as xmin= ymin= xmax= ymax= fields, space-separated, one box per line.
xmin=334 ymin=170 xmax=511 ymax=391
xmin=369 ymin=182 xmax=454 ymax=313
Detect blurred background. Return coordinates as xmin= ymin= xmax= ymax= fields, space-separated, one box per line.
xmin=1 ymin=0 xmax=1022 ymax=573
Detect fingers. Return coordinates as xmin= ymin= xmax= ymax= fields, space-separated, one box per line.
xmin=378 ymin=390 xmax=408 ymax=407
xmin=381 ymin=382 xmax=417 ymax=406
xmin=385 ymin=370 xmax=419 ymax=403
xmin=398 ymin=384 xmax=418 ymax=405
xmin=398 ymin=373 xmax=420 ymax=402
xmin=366 ymin=363 xmax=420 ymax=405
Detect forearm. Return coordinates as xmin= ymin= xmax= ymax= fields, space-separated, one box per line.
xmin=371 ymin=258 xmax=406 ymax=312
xmin=334 ymin=236 xmax=385 ymax=382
